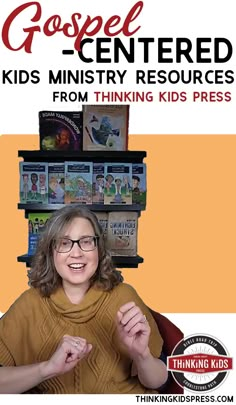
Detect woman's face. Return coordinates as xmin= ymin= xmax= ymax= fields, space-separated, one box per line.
xmin=53 ymin=217 xmax=99 ymax=292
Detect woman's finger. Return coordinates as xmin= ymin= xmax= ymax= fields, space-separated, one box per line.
xmin=122 ymin=312 xmax=148 ymax=334
xmin=127 ymin=320 xmax=150 ymax=337
xmin=119 ymin=306 xmax=141 ymax=326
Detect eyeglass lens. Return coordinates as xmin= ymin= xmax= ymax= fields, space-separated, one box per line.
xmin=55 ymin=236 xmax=97 ymax=252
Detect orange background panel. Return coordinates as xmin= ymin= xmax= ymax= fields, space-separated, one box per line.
xmin=0 ymin=134 xmax=235 ymax=313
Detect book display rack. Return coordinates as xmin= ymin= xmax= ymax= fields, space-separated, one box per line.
xmin=17 ymin=150 xmax=147 ymax=269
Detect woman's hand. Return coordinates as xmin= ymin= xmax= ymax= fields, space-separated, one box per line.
xmin=0 ymin=335 xmax=92 ymax=394
xmin=117 ymin=302 xmax=151 ymax=359
xmin=117 ymin=302 xmax=168 ymax=389
xmin=41 ymin=335 xmax=92 ymax=379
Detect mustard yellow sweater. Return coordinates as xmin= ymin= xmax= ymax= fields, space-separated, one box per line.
xmin=0 ymin=283 xmax=163 ymax=394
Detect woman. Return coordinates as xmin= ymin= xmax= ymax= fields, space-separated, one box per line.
xmin=0 ymin=205 xmax=167 ymax=394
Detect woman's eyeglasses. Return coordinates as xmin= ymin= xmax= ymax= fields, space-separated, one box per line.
xmin=54 ymin=236 xmax=99 ymax=253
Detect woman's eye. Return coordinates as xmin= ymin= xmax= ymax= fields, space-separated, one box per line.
xmin=62 ymin=239 xmax=70 ymax=246
xmin=82 ymin=237 xmax=93 ymax=245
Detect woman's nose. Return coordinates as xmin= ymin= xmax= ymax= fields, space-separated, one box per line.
xmin=69 ymin=241 xmax=84 ymax=256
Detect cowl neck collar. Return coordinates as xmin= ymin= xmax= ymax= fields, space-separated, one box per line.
xmin=49 ymin=286 xmax=107 ymax=324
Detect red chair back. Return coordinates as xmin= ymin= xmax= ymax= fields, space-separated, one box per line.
xmin=149 ymin=309 xmax=184 ymax=394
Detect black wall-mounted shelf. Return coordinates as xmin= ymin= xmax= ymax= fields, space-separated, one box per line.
xmin=18 ymin=203 xmax=146 ymax=215
xmin=18 ymin=150 xmax=146 ymax=163
xmin=17 ymin=254 xmax=143 ymax=269
xmin=18 ymin=149 xmax=146 ymax=269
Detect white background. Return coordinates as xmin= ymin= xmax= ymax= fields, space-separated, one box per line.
xmin=0 ymin=0 xmax=236 ymax=134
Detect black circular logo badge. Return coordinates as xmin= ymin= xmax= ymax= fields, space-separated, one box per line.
xmin=167 ymin=334 xmax=232 ymax=392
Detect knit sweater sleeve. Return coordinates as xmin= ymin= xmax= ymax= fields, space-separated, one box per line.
xmin=0 ymin=336 xmax=15 ymax=366
xmin=113 ymin=283 xmax=163 ymax=359
xmin=0 ymin=288 xmax=38 ymax=366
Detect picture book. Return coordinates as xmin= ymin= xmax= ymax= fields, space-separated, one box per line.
xmin=82 ymin=104 xmax=129 ymax=151
xmin=19 ymin=162 xmax=48 ymax=203
xmin=104 ymin=163 xmax=132 ymax=205
xmin=132 ymin=163 xmax=147 ymax=205
xmin=92 ymin=163 xmax=104 ymax=204
xmin=48 ymin=163 xmax=65 ymax=204
xmin=39 ymin=111 xmax=83 ymax=151
xmin=94 ymin=211 xmax=108 ymax=242
xmin=107 ymin=211 xmax=138 ymax=256
xmin=28 ymin=212 xmax=52 ymax=255
xmin=64 ymin=161 xmax=93 ymax=204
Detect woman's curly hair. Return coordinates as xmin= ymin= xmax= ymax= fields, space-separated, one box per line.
xmin=28 ymin=205 xmax=123 ymax=296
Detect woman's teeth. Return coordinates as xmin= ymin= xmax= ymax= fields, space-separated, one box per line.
xmin=69 ymin=264 xmax=85 ymax=270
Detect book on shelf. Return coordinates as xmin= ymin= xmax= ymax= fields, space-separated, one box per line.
xmin=82 ymin=105 xmax=129 ymax=151
xmin=19 ymin=162 xmax=48 ymax=204
xmin=106 ymin=211 xmax=138 ymax=256
xmin=28 ymin=212 xmax=52 ymax=255
xmin=39 ymin=111 xmax=83 ymax=151
xmin=132 ymin=163 xmax=147 ymax=205
xmin=48 ymin=163 xmax=65 ymax=204
xmin=94 ymin=212 xmax=108 ymax=243
xmin=104 ymin=163 xmax=132 ymax=205
xmin=65 ymin=161 xmax=93 ymax=204
xmin=92 ymin=163 xmax=105 ymax=204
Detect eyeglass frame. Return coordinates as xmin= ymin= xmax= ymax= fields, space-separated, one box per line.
xmin=54 ymin=236 xmax=99 ymax=253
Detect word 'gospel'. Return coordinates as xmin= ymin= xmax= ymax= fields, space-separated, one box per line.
xmin=1 ymin=1 xmax=143 ymax=53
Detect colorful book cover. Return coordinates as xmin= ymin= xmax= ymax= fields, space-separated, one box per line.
xmin=19 ymin=162 xmax=48 ymax=203
xmin=28 ymin=213 xmax=52 ymax=255
xmin=92 ymin=163 xmax=104 ymax=204
xmin=83 ymin=105 xmax=129 ymax=151
xmin=65 ymin=161 xmax=93 ymax=204
xmin=107 ymin=211 xmax=138 ymax=256
xmin=39 ymin=111 xmax=83 ymax=151
xmin=48 ymin=163 xmax=65 ymax=204
xmin=104 ymin=163 xmax=132 ymax=205
xmin=132 ymin=163 xmax=147 ymax=205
